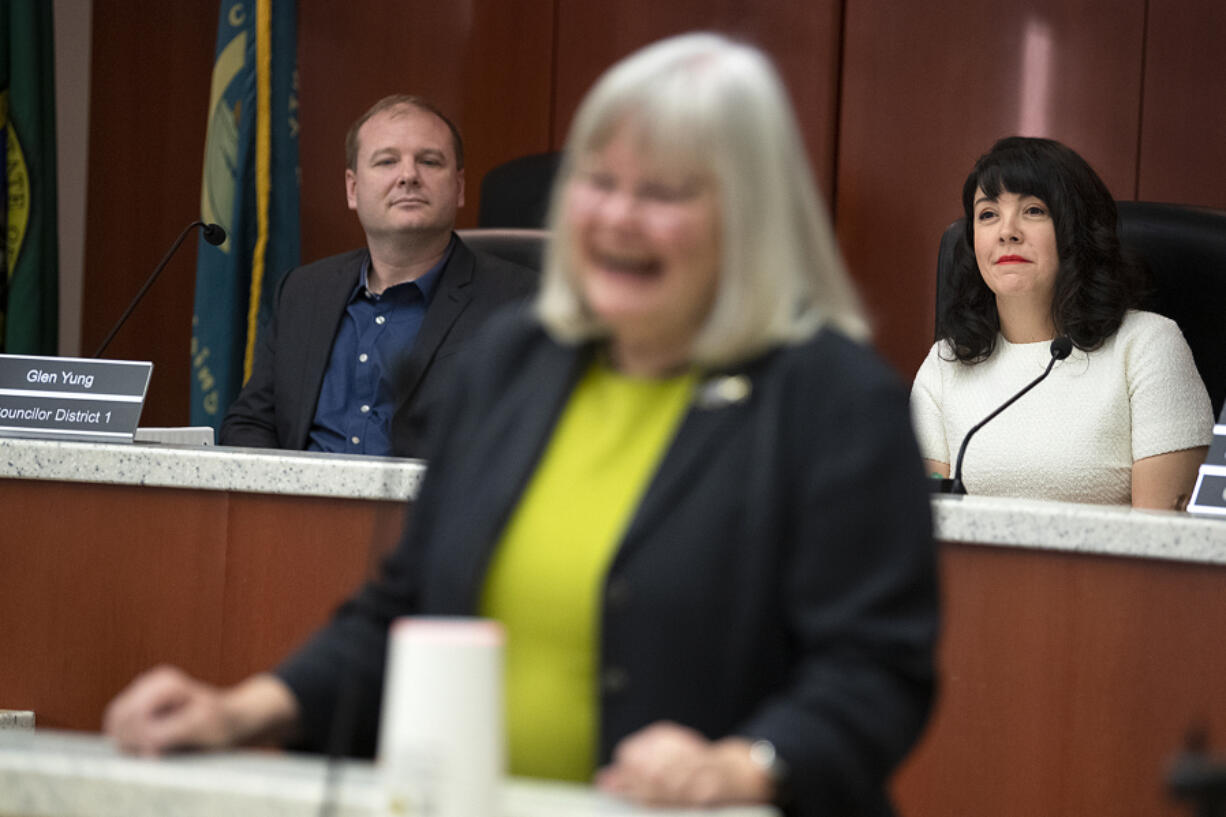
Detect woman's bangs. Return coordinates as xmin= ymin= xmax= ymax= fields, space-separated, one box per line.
xmin=975 ymin=151 xmax=1053 ymax=204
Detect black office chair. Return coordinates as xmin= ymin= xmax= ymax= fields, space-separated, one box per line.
xmin=477 ymin=152 xmax=562 ymax=228
xmin=457 ymin=228 xmax=549 ymax=274
xmin=935 ymin=201 xmax=1226 ymax=417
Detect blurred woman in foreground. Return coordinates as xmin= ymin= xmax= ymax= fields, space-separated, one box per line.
xmin=106 ymin=33 xmax=937 ymax=817
xmin=912 ymin=136 xmax=1211 ymax=507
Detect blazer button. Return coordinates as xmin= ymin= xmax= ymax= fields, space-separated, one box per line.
xmin=602 ymin=666 xmax=630 ymax=695
xmin=606 ymin=578 xmax=631 ymax=608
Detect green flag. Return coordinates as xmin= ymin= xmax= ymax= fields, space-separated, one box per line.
xmin=191 ymin=0 xmax=300 ymax=428
xmin=1 ymin=0 xmax=58 ymax=354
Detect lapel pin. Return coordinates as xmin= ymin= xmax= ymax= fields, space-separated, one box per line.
xmin=695 ymin=374 xmax=752 ymax=409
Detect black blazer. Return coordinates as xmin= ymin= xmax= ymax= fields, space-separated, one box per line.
xmin=219 ymin=236 xmax=537 ymax=458
xmin=277 ymin=313 xmax=938 ymax=817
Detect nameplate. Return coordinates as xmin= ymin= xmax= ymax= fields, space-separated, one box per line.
xmin=0 ymin=354 xmax=152 ymax=443
xmin=1188 ymin=425 xmax=1226 ymax=516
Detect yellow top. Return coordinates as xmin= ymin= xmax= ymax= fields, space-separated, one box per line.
xmin=479 ymin=360 xmax=697 ymax=781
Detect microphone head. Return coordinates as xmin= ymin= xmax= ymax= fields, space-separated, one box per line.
xmin=201 ymin=223 xmax=227 ymax=246
xmin=1050 ymin=336 xmax=1073 ymax=360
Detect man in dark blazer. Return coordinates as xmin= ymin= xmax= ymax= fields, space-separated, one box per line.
xmin=220 ymin=95 xmax=536 ymax=458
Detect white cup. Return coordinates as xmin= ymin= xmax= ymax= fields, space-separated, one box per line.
xmin=377 ymin=617 xmax=505 ymax=817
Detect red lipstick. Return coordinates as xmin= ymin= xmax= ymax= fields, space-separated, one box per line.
xmin=996 ymin=255 xmax=1028 ymax=264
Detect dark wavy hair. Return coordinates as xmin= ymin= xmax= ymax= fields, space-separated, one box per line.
xmin=937 ymin=136 xmax=1146 ymax=362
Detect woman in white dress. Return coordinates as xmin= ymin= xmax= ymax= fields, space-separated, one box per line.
xmin=911 ymin=136 xmax=1211 ymax=508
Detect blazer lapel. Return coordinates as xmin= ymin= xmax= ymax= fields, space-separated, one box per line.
xmin=449 ymin=337 xmax=590 ymax=609
xmin=613 ymin=367 xmax=759 ymax=567
xmin=295 ymin=252 xmax=363 ymax=442
xmin=394 ymin=237 xmax=475 ymax=412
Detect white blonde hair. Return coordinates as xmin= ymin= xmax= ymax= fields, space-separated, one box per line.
xmin=536 ymin=32 xmax=868 ymax=368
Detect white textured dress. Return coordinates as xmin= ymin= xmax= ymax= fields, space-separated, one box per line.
xmin=911 ymin=310 xmax=1213 ymax=504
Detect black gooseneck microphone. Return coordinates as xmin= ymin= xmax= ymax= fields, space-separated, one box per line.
xmin=945 ymin=336 xmax=1074 ymax=495
xmin=92 ymin=221 xmax=226 ymax=358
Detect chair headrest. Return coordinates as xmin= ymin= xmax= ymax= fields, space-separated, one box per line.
xmin=456 ymin=228 xmax=549 ymax=273
xmin=478 ymin=152 xmax=563 ymax=229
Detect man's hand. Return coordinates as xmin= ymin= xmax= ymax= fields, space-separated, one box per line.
xmin=595 ymin=721 xmax=774 ymax=807
xmin=103 ymin=666 xmax=298 ymax=756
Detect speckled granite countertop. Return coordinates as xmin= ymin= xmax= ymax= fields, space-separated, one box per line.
xmin=0 ymin=730 xmax=777 ymax=817
xmin=0 ymin=437 xmax=424 ymax=501
xmin=3 ymin=437 xmax=1224 ymax=565
xmin=932 ymin=493 xmax=1226 ymax=565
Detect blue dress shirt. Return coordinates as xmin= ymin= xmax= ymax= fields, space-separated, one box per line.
xmin=306 ymin=241 xmax=451 ymax=455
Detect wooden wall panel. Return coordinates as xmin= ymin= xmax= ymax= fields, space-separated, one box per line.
xmin=1137 ymin=0 xmax=1226 ymax=208
xmin=894 ymin=543 xmax=1226 ymax=817
xmin=79 ymin=0 xmax=1226 ymax=423
xmin=295 ymin=0 xmax=555 ymax=262
xmin=551 ymin=0 xmax=843 ymax=195
xmin=82 ymin=1 xmax=217 ymax=427
xmin=835 ymin=0 xmax=1147 ymax=378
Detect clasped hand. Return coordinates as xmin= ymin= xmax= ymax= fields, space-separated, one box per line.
xmin=104 ymin=666 xmax=297 ymax=756
xmin=597 ymin=721 xmax=774 ymax=807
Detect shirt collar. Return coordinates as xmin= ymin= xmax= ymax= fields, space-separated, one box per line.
xmin=352 ymin=234 xmax=455 ymax=303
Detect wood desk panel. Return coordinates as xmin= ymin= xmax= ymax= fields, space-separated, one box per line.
xmin=0 ymin=479 xmax=405 ymax=731
xmin=219 ymin=494 xmax=407 ymax=683
xmin=894 ymin=542 xmax=1226 ymax=817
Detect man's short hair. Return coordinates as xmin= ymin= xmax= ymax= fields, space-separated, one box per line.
xmin=344 ymin=94 xmax=465 ymax=171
